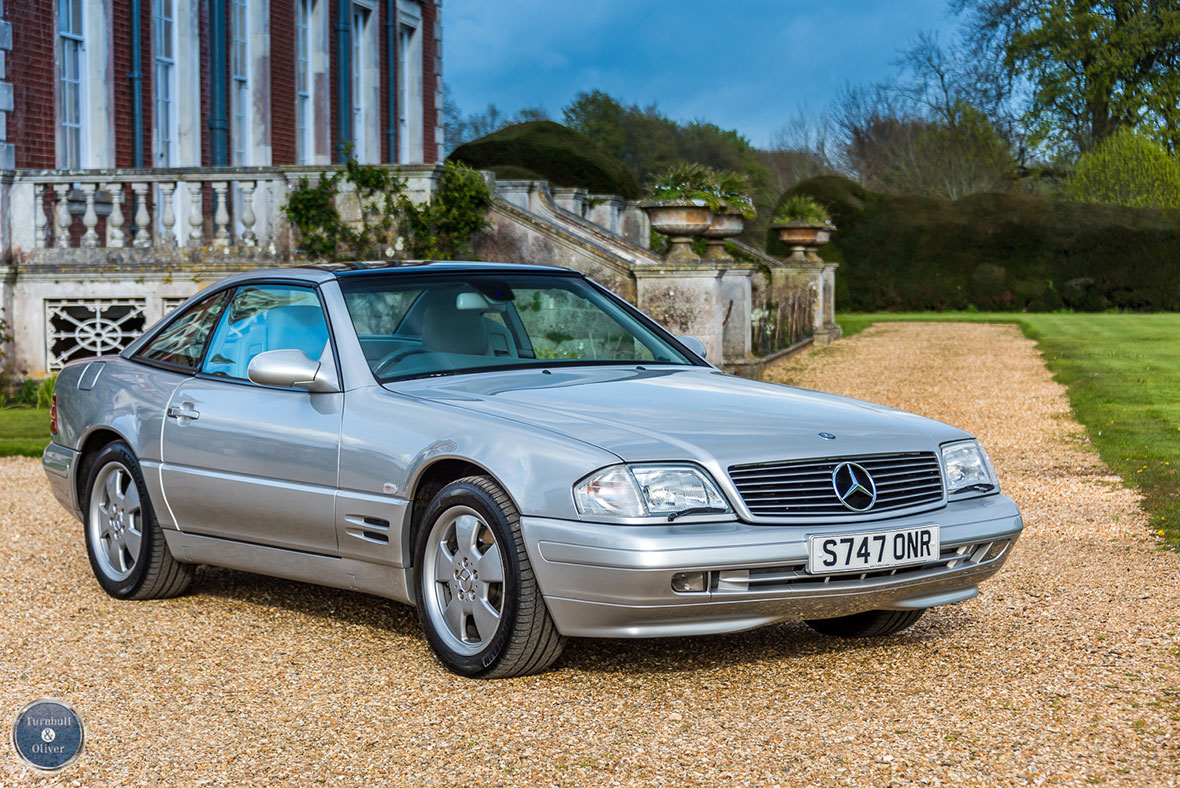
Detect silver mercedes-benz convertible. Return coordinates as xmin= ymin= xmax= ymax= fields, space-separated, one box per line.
xmin=42 ymin=262 xmax=1022 ymax=678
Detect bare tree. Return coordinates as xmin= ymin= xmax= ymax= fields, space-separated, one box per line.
xmin=829 ymin=83 xmax=927 ymax=190
xmin=441 ymin=83 xmax=551 ymax=156
xmin=761 ymin=108 xmax=841 ymax=195
xmin=893 ymin=30 xmax=1028 ymax=163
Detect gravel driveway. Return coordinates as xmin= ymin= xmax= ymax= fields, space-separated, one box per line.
xmin=2 ymin=322 xmax=1178 ymax=787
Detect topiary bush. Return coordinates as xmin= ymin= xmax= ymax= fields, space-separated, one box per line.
xmin=487 ymin=164 xmax=545 ymax=181
xmin=765 ymin=176 xmax=1180 ymax=312
xmin=449 ymin=121 xmax=640 ymax=199
xmin=1064 ymin=128 xmax=1180 ymax=210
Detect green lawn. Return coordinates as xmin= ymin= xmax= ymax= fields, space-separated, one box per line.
xmin=839 ymin=313 xmax=1180 ymax=548
xmin=0 ymin=407 xmax=52 ymax=458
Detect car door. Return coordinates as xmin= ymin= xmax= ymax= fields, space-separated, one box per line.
xmin=159 ymin=283 xmax=343 ymax=555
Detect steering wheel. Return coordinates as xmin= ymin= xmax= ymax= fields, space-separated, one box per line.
xmin=373 ymin=346 xmax=432 ymax=377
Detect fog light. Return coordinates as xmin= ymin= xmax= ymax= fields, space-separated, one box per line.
xmin=982 ymin=540 xmax=1009 ymax=561
xmin=671 ymin=572 xmax=708 ymax=593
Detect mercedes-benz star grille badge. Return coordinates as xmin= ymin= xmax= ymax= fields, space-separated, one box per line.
xmin=831 ymin=461 xmax=878 ymax=511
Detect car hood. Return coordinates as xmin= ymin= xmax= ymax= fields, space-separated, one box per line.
xmin=391 ymin=366 xmax=972 ymax=466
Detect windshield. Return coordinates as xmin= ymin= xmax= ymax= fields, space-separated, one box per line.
xmin=338 ymin=272 xmax=698 ymax=381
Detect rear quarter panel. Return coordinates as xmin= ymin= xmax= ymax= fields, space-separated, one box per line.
xmin=55 ymin=357 xmax=188 ymax=525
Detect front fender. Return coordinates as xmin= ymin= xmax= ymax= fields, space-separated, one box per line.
xmin=338 ymin=385 xmax=622 ymax=561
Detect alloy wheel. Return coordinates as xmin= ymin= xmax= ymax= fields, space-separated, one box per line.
xmin=87 ymin=461 xmax=143 ymax=581
xmin=421 ymin=505 xmax=507 ymax=655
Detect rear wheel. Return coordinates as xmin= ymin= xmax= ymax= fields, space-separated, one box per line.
xmin=805 ymin=609 xmax=925 ymax=638
xmin=83 ymin=441 xmax=194 ymax=600
xmin=414 ymin=475 xmax=565 ymax=678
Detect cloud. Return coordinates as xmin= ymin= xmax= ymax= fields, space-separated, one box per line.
xmin=443 ymin=0 xmax=957 ymax=146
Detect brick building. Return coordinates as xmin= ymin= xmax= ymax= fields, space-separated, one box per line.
xmin=0 ymin=0 xmax=442 ymax=170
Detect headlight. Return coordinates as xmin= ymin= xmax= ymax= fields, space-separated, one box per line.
xmin=941 ymin=439 xmax=999 ymax=495
xmin=574 ymin=464 xmax=730 ymax=520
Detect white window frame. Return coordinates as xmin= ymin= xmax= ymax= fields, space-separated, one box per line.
xmin=153 ymin=0 xmax=178 ymax=167
xmin=397 ymin=1 xmax=422 ymax=164
xmin=295 ymin=0 xmax=313 ymax=164
xmin=57 ymin=0 xmax=86 ymax=169
xmin=230 ymin=0 xmax=250 ymax=165
xmin=351 ymin=3 xmax=371 ymax=162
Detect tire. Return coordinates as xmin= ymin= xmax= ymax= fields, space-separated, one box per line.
xmin=805 ymin=609 xmax=925 ymax=638
xmin=83 ymin=441 xmax=194 ymax=600
xmin=413 ymin=475 xmax=565 ymax=678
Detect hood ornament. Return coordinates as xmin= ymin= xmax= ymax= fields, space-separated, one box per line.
xmin=832 ymin=462 xmax=877 ymax=511
xmin=818 ymin=432 xmax=836 ymax=440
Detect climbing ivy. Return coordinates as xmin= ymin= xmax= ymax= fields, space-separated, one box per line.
xmin=284 ymin=160 xmax=492 ymax=262
xmin=398 ymin=161 xmax=494 ymax=259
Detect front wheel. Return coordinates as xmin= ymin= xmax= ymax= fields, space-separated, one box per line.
xmin=83 ymin=441 xmax=194 ymax=600
xmin=414 ymin=476 xmax=565 ymax=678
xmin=805 ymin=609 xmax=925 ymax=638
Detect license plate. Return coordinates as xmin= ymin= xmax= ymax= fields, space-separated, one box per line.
xmin=807 ymin=525 xmax=940 ymax=575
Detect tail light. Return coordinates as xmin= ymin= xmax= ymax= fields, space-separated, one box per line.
xmin=50 ymin=393 xmax=58 ymax=436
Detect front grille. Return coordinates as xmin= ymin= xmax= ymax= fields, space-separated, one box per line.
xmin=728 ymin=451 xmax=945 ymax=518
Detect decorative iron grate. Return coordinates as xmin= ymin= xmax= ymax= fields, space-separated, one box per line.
xmin=46 ymin=299 xmax=147 ymax=371
xmin=162 ymin=296 xmax=191 ymax=314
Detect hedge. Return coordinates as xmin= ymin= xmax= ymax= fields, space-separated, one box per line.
xmin=767 ymin=176 xmax=1180 ymax=312
xmin=449 ymin=121 xmax=640 ymax=199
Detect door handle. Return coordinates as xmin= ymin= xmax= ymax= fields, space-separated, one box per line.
xmin=166 ymin=404 xmax=200 ymax=421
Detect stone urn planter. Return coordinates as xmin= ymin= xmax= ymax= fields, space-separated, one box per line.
xmin=639 ymin=199 xmax=713 ymax=261
xmin=772 ymin=220 xmax=835 ymax=262
xmin=701 ymin=211 xmax=745 ymax=261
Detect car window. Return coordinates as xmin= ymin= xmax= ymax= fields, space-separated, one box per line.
xmin=513 ymin=288 xmax=656 ymax=362
xmin=337 ymin=273 xmax=693 ymax=381
xmin=202 ymin=285 xmax=330 ymax=380
xmin=343 ymin=288 xmax=423 ymax=335
xmin=136 ymin=290 xmax=231 ymax=369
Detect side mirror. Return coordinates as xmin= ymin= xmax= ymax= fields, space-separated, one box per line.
xmin=247 ymin=349 xmax=340 ymax=393
xmin=676 ymin=335 xmax=708 ymax=360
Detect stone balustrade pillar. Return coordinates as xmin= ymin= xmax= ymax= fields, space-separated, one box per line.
xmin=551 ymin=187 xmax=588 ymax=218
xmin=720 ymin=263 xmax=754 ymax=362
xmin=634 ymin=264 xmax=727 ymax=363
xmin=618 ymin=201 xmax=650 ymax=250
xmin=821 ymin=262 xmax=841 ymax=342
xmin=586 ymin=195 xmax=623 ymax=236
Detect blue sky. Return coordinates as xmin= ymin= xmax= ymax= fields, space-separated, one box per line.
xmin=443 ymin=0 xmax=960 ymax=148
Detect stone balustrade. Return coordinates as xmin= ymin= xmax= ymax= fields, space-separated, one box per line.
xmin=7 ymin=167 xmax=291 ymax=256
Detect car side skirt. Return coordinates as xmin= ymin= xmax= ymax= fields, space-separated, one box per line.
xmin=162 ymin=530 xmax=414 ymax=605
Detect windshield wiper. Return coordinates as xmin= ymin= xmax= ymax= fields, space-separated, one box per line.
xmin=667 ymin=507 xmax=730 ymax=522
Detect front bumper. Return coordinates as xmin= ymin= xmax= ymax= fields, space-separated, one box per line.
xmin=42 ymin=441 xmax=80 ymax=519
xmin=521 ymin=493 xmax=1023 ymax=638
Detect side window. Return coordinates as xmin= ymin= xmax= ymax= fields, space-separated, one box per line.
xmin=137 ymin=290 xmax=231 ymax=369
xmin=342 ymin=288 xmax=422 ymax=335
xmin=513 ymin=288 xmax=655 ymax=361
xmin=202 ymin=285 xmax=330 ymax=380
